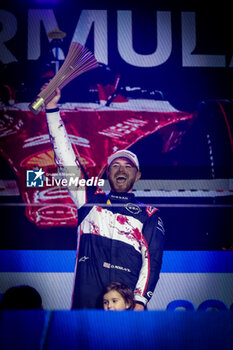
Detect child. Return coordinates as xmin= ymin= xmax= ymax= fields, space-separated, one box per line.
xmin=102 ymin=282 xmax=135 ymax=311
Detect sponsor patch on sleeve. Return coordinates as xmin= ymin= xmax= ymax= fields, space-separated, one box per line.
xmin=95 ymin=187 xmax=105 ymax=195
xmin=157 ymin=217 xmax=165 ymax=235
xmin=146 ymin=206 xmax=158 ymax=217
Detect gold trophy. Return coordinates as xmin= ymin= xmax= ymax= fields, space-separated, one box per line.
xmin=29 ymin=40 xmax=98 ymax=114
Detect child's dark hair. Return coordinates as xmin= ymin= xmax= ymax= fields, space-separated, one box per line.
xmin=103 ymin=282 xmax=135 ymax=310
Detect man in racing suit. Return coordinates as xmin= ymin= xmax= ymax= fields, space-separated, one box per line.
xmin=45 ymin=88 xmax=165 ymax=310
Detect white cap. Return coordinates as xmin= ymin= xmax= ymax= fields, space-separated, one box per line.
xmin=107 ymin=150 xmax=140 ymax=170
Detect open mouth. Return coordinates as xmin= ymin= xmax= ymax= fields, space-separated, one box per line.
xmin=116 ymin=175 xmax=127 ymax=184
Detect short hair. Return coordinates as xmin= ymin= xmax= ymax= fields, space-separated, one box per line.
xmin=103 ymin=282 xmax=135 ymax=310
xmin=0 ymin=285 xmax=42 ymax=309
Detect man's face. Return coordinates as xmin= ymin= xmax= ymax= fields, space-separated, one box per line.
xmin=107 ymin=157 xmax=141 ymax=193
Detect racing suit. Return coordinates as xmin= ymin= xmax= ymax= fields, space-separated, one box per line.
xmin=46 ymin=108 xmax=165 ymax=309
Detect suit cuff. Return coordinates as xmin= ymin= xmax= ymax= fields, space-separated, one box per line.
xmin=45 ymin=107 xmax=59 ymax=113
xmin=134 ymin=294 xmax=148 ymax=306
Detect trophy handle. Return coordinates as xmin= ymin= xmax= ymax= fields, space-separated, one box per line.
xmin=28 ymin=96 xmax=45 ymax=114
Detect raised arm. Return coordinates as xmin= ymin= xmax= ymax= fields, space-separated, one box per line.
xmin=45 ymin=88 xmax=86 ymax=208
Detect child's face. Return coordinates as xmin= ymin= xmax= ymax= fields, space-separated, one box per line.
xmin=103 ymin=290 xmax=130 ymax=311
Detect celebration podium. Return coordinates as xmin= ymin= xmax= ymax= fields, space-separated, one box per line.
xmin=0 ymin=310 xmax=232 ymax=350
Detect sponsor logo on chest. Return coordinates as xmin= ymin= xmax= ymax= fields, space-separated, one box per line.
xmin=125 ymin=203 xmax=142 ymax=215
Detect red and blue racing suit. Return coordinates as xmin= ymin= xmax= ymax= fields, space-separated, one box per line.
xmin=46 ymin=108 xmax=165 ymax=308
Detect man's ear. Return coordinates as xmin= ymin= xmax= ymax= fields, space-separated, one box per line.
xmin=135 ymin=171 xmax=141 ymax=182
